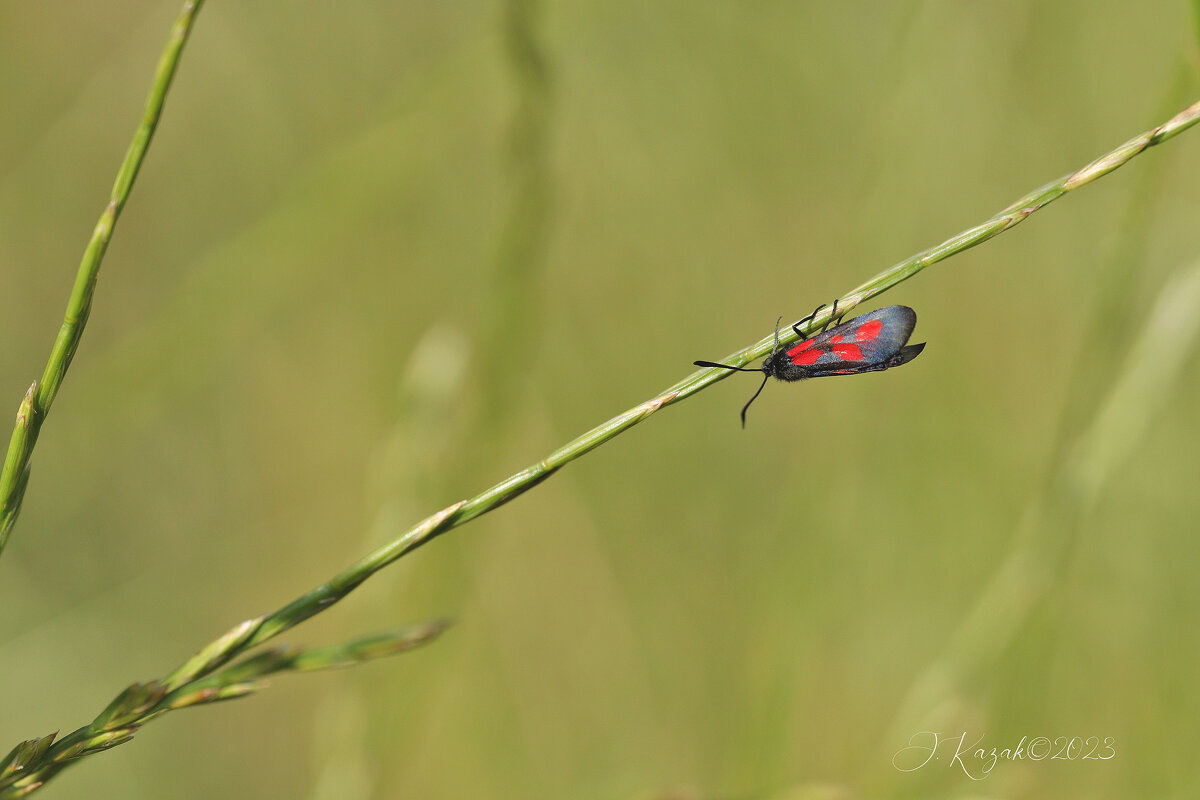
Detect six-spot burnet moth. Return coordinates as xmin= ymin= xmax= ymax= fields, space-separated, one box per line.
xmin=694 ymin=302 xmax=926 ymax=427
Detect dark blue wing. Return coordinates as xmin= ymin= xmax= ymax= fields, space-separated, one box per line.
xmin=785 ymin=306 xmax=918 ymax=373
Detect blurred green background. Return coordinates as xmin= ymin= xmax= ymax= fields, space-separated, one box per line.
xmin=3 ymin=2 xmax=1200 ymax=798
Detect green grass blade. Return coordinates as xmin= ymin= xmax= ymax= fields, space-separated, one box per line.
xmin=0 ymin=619 xmax=448 ymax=797
xmin=228 ymin=99 xmax=1200 ymax=656
xmin=0 ymin=0 xmax=207 ymax=558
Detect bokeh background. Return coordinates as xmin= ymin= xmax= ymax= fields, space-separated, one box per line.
xmin=3 ymin=2 xmax=1200 ymax=798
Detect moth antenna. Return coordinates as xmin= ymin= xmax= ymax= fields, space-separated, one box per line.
xmin=740 ymin=372 xmax=770 ymax=428
xmin=694 ymin=360 xmax=761 ymax=373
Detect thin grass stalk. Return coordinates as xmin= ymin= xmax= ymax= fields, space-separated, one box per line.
xmin=179 ymin=99 xmax=1200 ymax=662
xmin=0 ymin=0 xmax=206 ymax=557
xmin=0 ymin=620 xmax=448 ymax=797
xmin=477 ymin=0 xmax=553 ymax=425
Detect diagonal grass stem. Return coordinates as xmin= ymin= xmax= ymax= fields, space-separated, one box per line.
xmin=0 ymin=0 xmax=206 ymax=558
xmin=221 ymin=99 xmax=1200 ymax=657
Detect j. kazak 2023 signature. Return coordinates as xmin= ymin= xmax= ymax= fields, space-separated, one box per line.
xmin=892 ymin=731 xmax=1116 ymax=780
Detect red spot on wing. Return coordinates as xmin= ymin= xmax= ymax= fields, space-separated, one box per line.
xmin=790 ymin=346 xmax=823 ymax=365
xmin=832 ymin=342 xmax=863 ymax=360
xmin=855 ymin=320 xmax=883 ymax=341
xmin=787 ymin=338 xmax=818 ymax=357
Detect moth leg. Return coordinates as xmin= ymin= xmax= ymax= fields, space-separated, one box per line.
xmin=792 ymin=304 xmax=826 ymax=339
xmin=834 ymin=299 xmax=849 ymax=325
xmin=820 ymin=299 xmax=842 ymax=334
